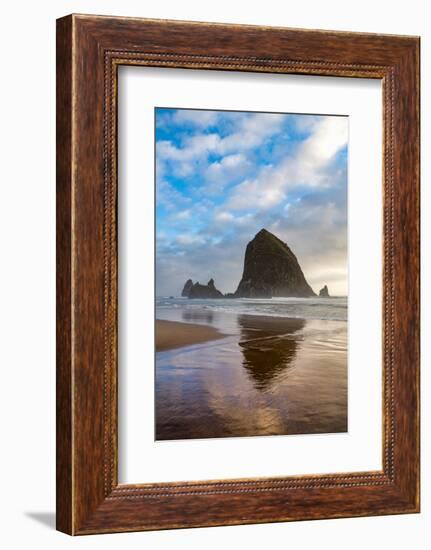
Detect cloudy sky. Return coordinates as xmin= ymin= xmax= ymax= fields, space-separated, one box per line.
xmin=155 ymin=107 xmax=348 ymax=297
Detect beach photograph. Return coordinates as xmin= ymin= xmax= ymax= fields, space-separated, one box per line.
xmin=155 ymin=107 xmax=348 ymax=440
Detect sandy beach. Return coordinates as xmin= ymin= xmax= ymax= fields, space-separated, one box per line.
xmin=155 ymin=303 xmax=348 ymax=440
xmin=156 ymin=319 xmax=226 ymax=351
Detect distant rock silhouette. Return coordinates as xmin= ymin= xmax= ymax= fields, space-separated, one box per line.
xmin=181 ymin=229 xmax=315 ymax=299
xmin=234 ymin=229 xmax=316 ymax=298
xmin=319 ymin=285 xmax=330 ymax=297
xmin=181 ymin=279 xmax=194 ymax=297
xmin=186 ymin=279 xmax=223 ymax=299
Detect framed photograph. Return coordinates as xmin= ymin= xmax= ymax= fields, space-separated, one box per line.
xmin=56 ymin=14 xmax=420 ymax=534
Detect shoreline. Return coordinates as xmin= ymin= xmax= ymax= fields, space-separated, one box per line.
xmin=156 ymin=319 xmax=227 ymax=352
xmin=156 ymin=296 xmax=348 ymax=324
xmin=155 ymin=312 xmax=347 ymax=439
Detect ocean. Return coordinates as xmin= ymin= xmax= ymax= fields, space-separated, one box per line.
xmin=156 ymin=296 xmax=348 ymax=322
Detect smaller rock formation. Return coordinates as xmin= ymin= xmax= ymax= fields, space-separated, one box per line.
xmin=186 ymin=279 xmax=224 ymax=299
xmin=181 ymin=279 xmax=194 ymax=297
xmin=319 ymin=285 xmax=330 ymax=297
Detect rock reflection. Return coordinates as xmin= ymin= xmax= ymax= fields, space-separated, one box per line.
xmin=237 ymin=315 xmax=305 ymax=390
xmin=182 ymin=310 xmax=214 ymax=324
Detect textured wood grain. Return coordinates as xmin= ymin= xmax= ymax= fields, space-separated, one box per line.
xmin=56 ymin=16 xmax=73 ymax=535
xmin=56 ymin=14 xmax=420 ymax=535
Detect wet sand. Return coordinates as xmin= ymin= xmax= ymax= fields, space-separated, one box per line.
xmin=156 ymin=319 xmax=226 ymax=351
xmin=155 ymin=309 xmax=348 ymax=440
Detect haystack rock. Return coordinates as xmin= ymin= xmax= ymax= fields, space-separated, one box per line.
xmin=187 ymin=279 xmax=223 ymax=299
xmin=181 ymin=279 xmax=194 ymax=297
xmin=234 ymin=229 xmax=316 ymax=298
xmin=319 ymin=285 xmax=330 ymax=297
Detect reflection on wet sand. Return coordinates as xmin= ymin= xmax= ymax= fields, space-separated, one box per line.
xmin=238 ymin=315 xmax=305 ymax=391
xmin=182 ymin=310 xmax=215 ymax=324
xmin=155 ymin=310 xmax=347 ymax=440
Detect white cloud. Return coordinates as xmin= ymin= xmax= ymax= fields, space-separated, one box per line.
xmin=206 ymin=153 xmax=247 ymax=178
xmin=225 ymin=116 xmax=348 ymax=211
xmin=226 ymin=178 xmax=286 ymax=210
xmin=173 ymin=209 xmax=192 ymax=220
xmin=157 ymin=133 xmax=221 ymax=178
xmin=157 ymin=133 xmax=221 ymax=163
xmin=176 ymin=233 xmax=206 ymax=246
xmin=217 ymin=113 xmax=284 ymax=154
xmin=215 ymin=211 xmax=235 ymax=223
xmin=172 ymin=109 xmax=219 ymax=128
xmin=156 ymin=112 xmax=286 ymax=182
xmin=205 ymin=153 xmax=250 ymax=194
xmin=297 ymin=116 xmax=348 ymax=178
xmin=156 ymin=178 xmax=191 ymax=211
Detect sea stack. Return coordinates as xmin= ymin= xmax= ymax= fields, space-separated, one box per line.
xmin=234 ymin=229 xmax=316 ymax=298
xmin=186 ymin=279 xmax=224 ymax=299
xmin=181 ymin=279 xmax=194 ymax=297
xmin=319 ymin=285 xmax=330 ymax=297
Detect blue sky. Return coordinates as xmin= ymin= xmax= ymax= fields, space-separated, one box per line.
xmin=155 ymin=108 xmax=348 ymax=296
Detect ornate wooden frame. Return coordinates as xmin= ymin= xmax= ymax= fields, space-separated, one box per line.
xmin=56 ymin=14 xmax=420 ymax=534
